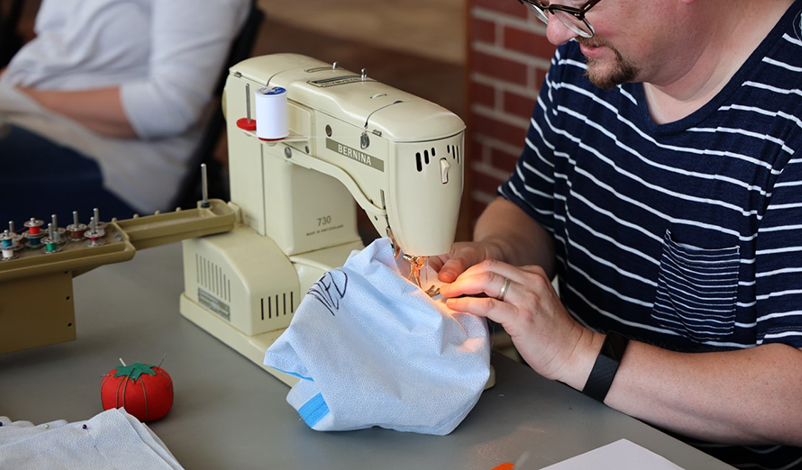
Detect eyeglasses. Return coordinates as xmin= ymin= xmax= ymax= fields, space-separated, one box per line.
xmin=518 ymin=0 xmax=601 ymax=39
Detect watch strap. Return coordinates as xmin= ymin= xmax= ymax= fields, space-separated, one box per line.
xmin=582 ymin=331 xmax=629 ymax=403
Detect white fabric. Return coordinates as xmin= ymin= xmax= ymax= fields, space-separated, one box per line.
xmin=0 ymin=0 xmax=248 ymax=212
xmin=264 ymin=238 xmax=491 ymax=436
xmin=0 ymin=408 xmax=184 ymax=469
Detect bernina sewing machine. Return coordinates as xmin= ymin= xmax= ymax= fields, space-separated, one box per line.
xmin=179 ymin=54 xmax=465 ymax=385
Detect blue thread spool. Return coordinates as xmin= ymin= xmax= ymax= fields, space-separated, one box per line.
xmin=49 ymin=214 xmax=67 ymax=246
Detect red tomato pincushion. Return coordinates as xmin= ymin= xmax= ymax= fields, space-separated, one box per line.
xmin=101 ymin=361 xmax=173 ymax=422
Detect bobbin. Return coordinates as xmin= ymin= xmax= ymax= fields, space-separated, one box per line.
xmin=41 ymin=223 xmax=63 ymax=254
xmin=48 ymin=214 xmax=67 ymax=246
xmin=84 ymin=217 xmax=106 ymax=247
xmin=65 ymin=211 xmax=88 ymax=242
xmin=22 ymin=218 xmax=46 ymax=248
xmin=0 ymin=230 xmax=19 ymax=261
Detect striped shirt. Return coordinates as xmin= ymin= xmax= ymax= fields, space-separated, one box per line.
xmin=499 ymin=3 xmax=802 ymax=469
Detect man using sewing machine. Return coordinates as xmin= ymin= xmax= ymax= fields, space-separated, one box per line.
xmin=435 ymin=0 xmax=802 ymax=468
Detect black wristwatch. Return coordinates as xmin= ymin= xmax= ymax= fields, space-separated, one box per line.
xmin=582 ymin=331 xmax=629 ymax=403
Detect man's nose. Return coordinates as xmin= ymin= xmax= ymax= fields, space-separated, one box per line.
xmin=545 ymin=16 xmax=578 ymax=46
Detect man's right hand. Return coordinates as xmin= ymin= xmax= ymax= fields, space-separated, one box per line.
xmin=431 ymin=197 xmax=556 ymax=283
xmin=430 ymin=240 xmax=506 ymax=283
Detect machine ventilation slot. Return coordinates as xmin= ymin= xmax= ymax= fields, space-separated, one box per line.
xmin=415 ymin=147 xmax=440 ymax=172
xmin=447 ymin=145 xmax=460 ymax=163
xmin=196 ymin=254 xmax=230 ymax=302
xmin=260 ymin=291 xmax=295 ymax=320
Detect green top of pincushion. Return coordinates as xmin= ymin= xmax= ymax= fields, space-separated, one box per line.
xmin=113 ymin=362 xmax=157 ymax=381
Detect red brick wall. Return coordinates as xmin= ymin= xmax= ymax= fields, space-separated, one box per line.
xmin=465 ymin=0 xmax=556 ymax=224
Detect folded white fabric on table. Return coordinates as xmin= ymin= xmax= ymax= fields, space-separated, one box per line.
xmin=264 ymin=237 xmax=491 ymax=436
xmin=0 ymin=408 xmax=183 ymax=469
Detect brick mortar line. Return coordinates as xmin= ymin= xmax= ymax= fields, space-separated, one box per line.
xmin=471 ymin=103 xmax=530 ymax=129
xmin=471 ymin=41 xmax=552 ymax=69
xmin=475 ymin=135 xmax=525 ymax=156
xmin=473 ymin=161 xmax=515 ymax=180
xmin=471 ymin=6 xmax=547 ymax=36
xmin=470 ymin=72 xmax=541 ymax=99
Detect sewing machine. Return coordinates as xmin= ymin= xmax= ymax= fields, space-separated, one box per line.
xmin=179 ymin=54 xmax=465 ymax=385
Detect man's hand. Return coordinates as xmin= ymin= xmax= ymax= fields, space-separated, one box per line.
xmin=430 ymin=239 xmax=506 ymax=283
xmin=439 ymin=259 xmax=603 ymax=388
xmin=432 ymin=197 xmax=558 ymax=284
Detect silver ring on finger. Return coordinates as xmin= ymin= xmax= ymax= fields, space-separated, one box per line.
xmin=497 ymin=277 xmax=511 ymax=302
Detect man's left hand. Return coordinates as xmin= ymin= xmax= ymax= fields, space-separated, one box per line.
xmin=439 ymin=259 xmax=603 ymax=389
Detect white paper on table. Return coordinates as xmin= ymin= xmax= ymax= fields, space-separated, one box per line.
xmin=540 ymin=439 xmax=685 ymax=470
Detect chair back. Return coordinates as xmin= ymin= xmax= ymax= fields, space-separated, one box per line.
xmin=0 ymin=0 xmax=26 ymax=66
xmin=172 ymin=0 xmax=265 ymax=209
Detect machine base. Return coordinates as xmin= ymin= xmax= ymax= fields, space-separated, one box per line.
xmin=180 ymin=292 xmax=298 ymax=386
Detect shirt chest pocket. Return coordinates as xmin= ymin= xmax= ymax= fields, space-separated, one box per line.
xmin=652 ymin=230 xmax=740 ymax=343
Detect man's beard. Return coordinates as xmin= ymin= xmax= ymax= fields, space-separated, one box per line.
xmin=580 ymin=39 xmax=639 ymax=89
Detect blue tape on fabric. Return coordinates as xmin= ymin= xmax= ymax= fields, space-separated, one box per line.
xmin=269 ymin=367 xmax=313 ymax=382
xmin=298 ymin=393 xmax=329 ymax=428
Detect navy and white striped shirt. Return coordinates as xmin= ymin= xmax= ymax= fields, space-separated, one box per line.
xmin=499 ymin=3 xmax=802 ymax=468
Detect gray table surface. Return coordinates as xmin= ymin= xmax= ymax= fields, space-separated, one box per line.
xmin=0 ymin=242 xmax=734 ymax=470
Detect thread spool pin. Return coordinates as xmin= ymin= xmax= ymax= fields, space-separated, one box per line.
xmin=50 ymin=214 xmax=66 ymax=245
xmin=91 ymin=208 xmax=107 ymax=231
xmin=84 ymin=216 xmax=106 ymax=247
xmin=5 ymin=221 xmax=23 ymax=249
xmin=66 ymin=211 xmax=88 ymax=242
xmin=200 ymin=163 xmax=210 ymax=208
xmin=236 ymin=83 xmax=257 ymax=131
xmin=42 ymin=223 xmax=62 ymax=254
